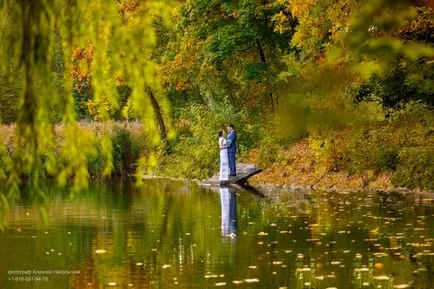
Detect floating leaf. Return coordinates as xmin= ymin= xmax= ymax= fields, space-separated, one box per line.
xmin=374 ymin=263 xmax=384 ymax=269
xmin=244 ymin=278 xmax=259 ymax=283
xmin=373 ymin=275 xmax=390 ymax=280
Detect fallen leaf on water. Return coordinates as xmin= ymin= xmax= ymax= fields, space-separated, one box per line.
xmin=373 ymin=252 xmax=388 ymax=258
xmin=162 ymin=264 xmax=171 ymax=269
xmin=374 ymin=263 xmax=384 ymax=269
xmin=215 ymin=282 xmax=226 ymax=286
xmin=244 ymin=278 xmax=259 ymax=283
xmin=373 ymin=275 xmax=390 ymax=281
xmin=370 ymin=227 xmax=380 ymax=235
xmin=95 ymin=249 xmax=106 ymax=254
xmin=393 ymin=284 xmax=410 ymax=288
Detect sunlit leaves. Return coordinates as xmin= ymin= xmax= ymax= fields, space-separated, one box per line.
xmin=0 ymin=0 xmax=174 ymax=229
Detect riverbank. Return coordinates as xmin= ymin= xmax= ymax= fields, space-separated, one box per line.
xmin=241 ymin=107 xmax=434 ymax=194
xmin=245 ymin=140 xmax=433 ymax=194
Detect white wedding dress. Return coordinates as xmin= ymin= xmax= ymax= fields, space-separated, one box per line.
xmin=219 ymin=137 xmax=229 ymax=181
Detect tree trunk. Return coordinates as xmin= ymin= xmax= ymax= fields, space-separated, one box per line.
xmin=149 ymin=89 xmax=167 ymax=141
xmin=256 ymin=39 xmax=275 ymax=110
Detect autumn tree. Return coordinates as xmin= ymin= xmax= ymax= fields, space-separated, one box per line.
xmin=161 ymin=0 xmax=297 ymax=110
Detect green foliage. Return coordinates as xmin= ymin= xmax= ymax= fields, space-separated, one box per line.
xmin=374 ymin=146 xmax=399 ymax=172
xmin=73 ymin=79 xmax=94 ymax=120
xmin=352 ymin=58 xmax=434 ymax=108
xmin=158 ymin=101 xmax=261 ymax=179
xmin=256 ymin=136 xmax=282 ymax=167
xmin=306 ymin=103 xmax=434 ymax=190
xmin=0 ymin=0 xmax=173 ymax=209
xmin=87 ymin=126 xmax=143 ymax=177
xmin=0 ymin=75 xmax=21 ymax=124
xmin=163 ymin=0 xmax=296 ymax=112
xmin=392 ymin=147 xmax=434 ymax=190
xmin=342 ymin=132 xmax=400 ymax=175
xmin=110 ymin=126 xmax=141 ymax=176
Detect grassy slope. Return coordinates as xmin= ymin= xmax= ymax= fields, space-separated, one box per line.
xmin=245 ymin=140 xmax=396 ymax=192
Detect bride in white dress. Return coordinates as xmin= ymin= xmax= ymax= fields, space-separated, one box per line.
xmin=218 ymin=130 xmax=229 ymax=181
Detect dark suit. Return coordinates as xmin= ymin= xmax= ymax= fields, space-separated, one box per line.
xmin=227 ymin=130 xmax=237 ymax=176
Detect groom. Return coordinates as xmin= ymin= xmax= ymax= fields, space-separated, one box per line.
xmin=226 ymin=123 xmax=237 ymax=176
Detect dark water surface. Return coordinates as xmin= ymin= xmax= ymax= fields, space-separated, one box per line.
xmin=0 ymin=180 xmax=433 ymax=289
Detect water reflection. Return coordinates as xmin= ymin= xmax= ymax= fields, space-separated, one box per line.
xmin=219 ymin=187 xmax=237 ymax=241
xmin=0 ymin=181 xmax=433 ymax=289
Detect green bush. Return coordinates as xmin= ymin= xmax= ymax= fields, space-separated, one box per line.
xmin=73 ymin=79 xmax=93 ymax=120
xmin=111 ymin=126 xmax=141 ymax=176
xmin=342 ymin=129 xmax=376 ymax=174
xmin=87 ymin=151 xmax=107 ymax=177
xmin=257 ymin=136 xmax=282 ymax=167
xmin=374 ymin=146 xmax=399 ymax=172
xmin=87 ymin=125 xmax=144 ymax=178
xmin=392 ymin=147 xmax=434 ymax=190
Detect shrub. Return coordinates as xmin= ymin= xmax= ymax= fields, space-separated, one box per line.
xmin=111 ymin=126 xmax=141 ymax=176
xmin=374 ymin=146 xmax=399 ymax=172
xmin=392 ymin=147 xmax=434 ymax=190
xmin=257 ymin=136 xmax=284 ymax=167
xmin=87 ymin=151 xmax=107 ymax=177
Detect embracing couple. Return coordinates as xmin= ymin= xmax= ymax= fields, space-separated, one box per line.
xmin=218 ymin=123 xmax=237 ymax=181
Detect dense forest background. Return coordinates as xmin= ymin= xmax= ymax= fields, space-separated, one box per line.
xmin=0 ymin=0 xmax=434 ymax=203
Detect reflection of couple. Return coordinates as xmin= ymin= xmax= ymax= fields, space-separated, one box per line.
xmin=218 ymin=123 xmax=237 ymax=181
xmin=219 ymin=187 xmax=237 ymax=240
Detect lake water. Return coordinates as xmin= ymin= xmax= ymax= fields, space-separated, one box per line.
xmin=0 ymin=180 xmax=433 ymax=289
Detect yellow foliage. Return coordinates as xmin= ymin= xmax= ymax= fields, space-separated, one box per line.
xmin=288 ymin=0 xmax=317 ymax=18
